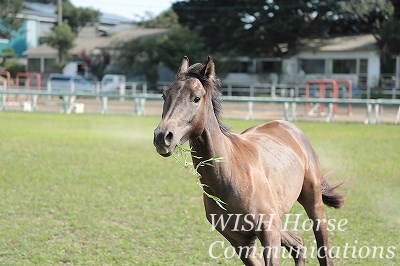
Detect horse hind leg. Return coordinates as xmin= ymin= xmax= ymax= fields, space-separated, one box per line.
xmin=298 ymin=171 xmax=342 ymax=266
xmin=281 ymin=230 xmax=305 ymax=266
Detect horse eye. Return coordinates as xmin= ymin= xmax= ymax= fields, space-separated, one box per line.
xmin=193 ymin=96 xmax=201 ymax=103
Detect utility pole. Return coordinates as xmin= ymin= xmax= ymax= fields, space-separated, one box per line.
xmin=58 ymin=0 xmax=62 ymax=25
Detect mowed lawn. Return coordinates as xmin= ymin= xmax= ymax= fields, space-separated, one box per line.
xmin=0 ymin=112 xmax=399 ymax=265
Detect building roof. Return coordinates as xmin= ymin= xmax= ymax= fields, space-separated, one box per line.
xmin=100 ymin=13 xmax=132 ymax=24
xmin=23 ymin=2 xmax=57 ymax=19
xmin=300 ymin=34 xmax=377 ymax=53
xmin=22 ymin=2 xmax=132 ymax=25
xmin=25 ymin=44 xmax=58 ymax=57
xmin=25 ymin=27 xmax=168 ymax=57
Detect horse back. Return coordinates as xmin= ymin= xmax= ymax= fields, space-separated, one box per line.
xmin=243 ymin=120 xmax=312 ymax=163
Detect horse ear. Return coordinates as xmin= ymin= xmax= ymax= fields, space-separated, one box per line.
xmin=201 ymin=56 xmax=215 ymax=79
xmin=177 ymin=56 xmax=189 ymax=76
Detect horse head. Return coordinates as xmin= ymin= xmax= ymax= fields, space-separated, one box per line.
xmin=153 ymin=56 xmax=216 ymax=157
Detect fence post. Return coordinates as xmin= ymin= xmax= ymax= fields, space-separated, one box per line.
xmin=290 ymin=88 xmax=295 ymax=98
xmin=0 ymin=93 xmax=6 ymax=111
xmin=134 ymin=97 xmax=146 ymax=116
xmin=101 ymin=96 xmax=108 ymax=114
xmin=246 ymin=101 xmax=253 ymax=120
xmin=271 ymin=84 xmax=276 ymax=98
xmin=326 ymin=103 xmax=334 ymax=123
xmin=291 ymin=102 xmax=297 ymax=121
xmin=228 ymin=84 xmax=232 ymax=96
xmin=131 ymin=83 xmax=137 ymax=95
xmin=374 ymin=103 xmax=380 ymax=124
xmin=249 ymin=84 xmax=254 ymax=97
xmin=119 ymin=82 xmax=126 ymax=101
xmin=62 ymin=96 xmax=69 ymax=113
xmin=32 ymin=94 xmax=38 ymax=112
xmin=281 ymin=87 xmax=286 ymax=97
xmin=96 ymin=82 xmax=100 ymax=100
xmin=246 ymin=84 xmax=254 ymax=120
xmin=283 ymin=102 xmax=289 ymax=121
xmin=364 ymin=103 xmax=372 ymax=124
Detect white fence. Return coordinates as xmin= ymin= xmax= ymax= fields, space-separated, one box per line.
xmin=1 ymin=90 xmax=400 ymax=125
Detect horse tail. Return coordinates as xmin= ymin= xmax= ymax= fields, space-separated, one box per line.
xmin=321 ymin=177 xmax=345 ymax=208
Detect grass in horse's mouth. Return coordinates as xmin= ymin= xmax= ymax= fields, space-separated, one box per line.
xmin=174 ymin=144 xmax=227 ymax=210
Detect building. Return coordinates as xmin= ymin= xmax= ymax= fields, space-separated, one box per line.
xmin=0 ymin=2 xmax=169 ymax=78
xmin=223 ymin=35 xmax=381 ymax=89
xmin=0 ymin=1 xmax=132 ymax=61
xmin=25 ymin=27 xmax=168 ymax=74
xmin=0 ymin=2 xmax=57 ymax=58
xmin=284 ymin=34 xmax=380 ymax=88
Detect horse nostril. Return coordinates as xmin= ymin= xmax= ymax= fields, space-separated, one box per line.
xmin=165 ymin=131 xmax=173 ymax=145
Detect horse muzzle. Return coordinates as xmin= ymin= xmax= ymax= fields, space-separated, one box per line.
xmin=153 ymin=126 xmax=176 ymax=157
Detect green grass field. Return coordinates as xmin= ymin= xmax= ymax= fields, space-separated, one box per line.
xmin=0 ymin=112 xmax=399 ymax=265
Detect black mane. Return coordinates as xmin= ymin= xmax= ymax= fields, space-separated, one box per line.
xmin=184 ymin=63 xmax=231 ymax=136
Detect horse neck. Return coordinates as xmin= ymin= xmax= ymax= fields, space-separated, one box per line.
xmin=189 ymin=106 xmax=232 ymax=189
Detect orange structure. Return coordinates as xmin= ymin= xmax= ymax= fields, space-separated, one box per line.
xmin=15 ymin=72 xmax=41 ymax=101
xmin=15 ymin=72 xmax=41 ymax=91
xmin=0 ymin=71 xmax=12 ymax=88
xmin=305 ymin=79 xmax=352 ymax=116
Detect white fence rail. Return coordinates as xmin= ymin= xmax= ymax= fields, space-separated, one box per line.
xmin=1 ymin=90 xmax=400 ymax=124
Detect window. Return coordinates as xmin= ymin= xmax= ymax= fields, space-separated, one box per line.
xmin=359 ymin=59 xmax=368 ymax=74
xmin=231 ymin=61 xmax=251 ymax=73
xmin=44 ymin=58 xmax=56 ymax=72
xmin=332 ymin=59 xmax=356 ymax=74
xmin=299 ymin=59 xmax=325 ymax=74
xmin=28 ymin=58 xmax=41 ymax=72
xmin=258 ymin=61 xmax=281 ymax=73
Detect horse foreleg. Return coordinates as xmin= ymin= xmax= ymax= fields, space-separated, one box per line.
xmin=281 ymin=230 xmax=306 ymax=266
xmin=225 ymin=235 xmax=264 ymax=266
xmin=256 ymin=215 xmax=281 ymax=266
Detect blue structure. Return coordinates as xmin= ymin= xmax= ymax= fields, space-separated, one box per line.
xmin=0 ymin=22 xmax=29 ymax=57
xmin=0 ymin=2 xmax=131 ymax=59
xmin=0 ymin=2 xmax=57 ymax=58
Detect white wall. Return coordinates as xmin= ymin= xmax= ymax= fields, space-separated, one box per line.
xmin=288 ymin=51 xmax=380 ymax=88
xmin=367 ymin=53 xmax=380 ymax=88
xmin=26 ymin=19 xmax=39 ymax=50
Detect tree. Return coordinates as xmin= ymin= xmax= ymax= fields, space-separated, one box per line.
xmin=27 ymin=0 xmax=101 ymax=34
xmin=38 ymin=0 xmax=100 ymax=66
xmin=27 ymin=0 xmax=55 ymax=3
xmin=172 ymin=0 xmax=341 ymax=57
xmin=136 ymin=10 xmax=179 ymax=28
xmin=334 ymin=0 xmax=400 ymax=70
xmin=172 ymin=0 xmax=400 ymax=59
xmin=0 ymin=47 xmax=17 ymax=66
xmin=77 ymin=49 xmax=110 ymax=80
xmin=0 ymin=0 xmax=25 ymax=39
xmin=62 ymin=0 xmax=101 ymax=34
xmin=41 ymin=23 xmax=75 ymax=63
xmin=116 ymin=26 xmax=206 ymax=84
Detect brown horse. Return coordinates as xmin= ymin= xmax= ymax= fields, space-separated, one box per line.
xmin=153 ymin=56 xmax=344 ymax=266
